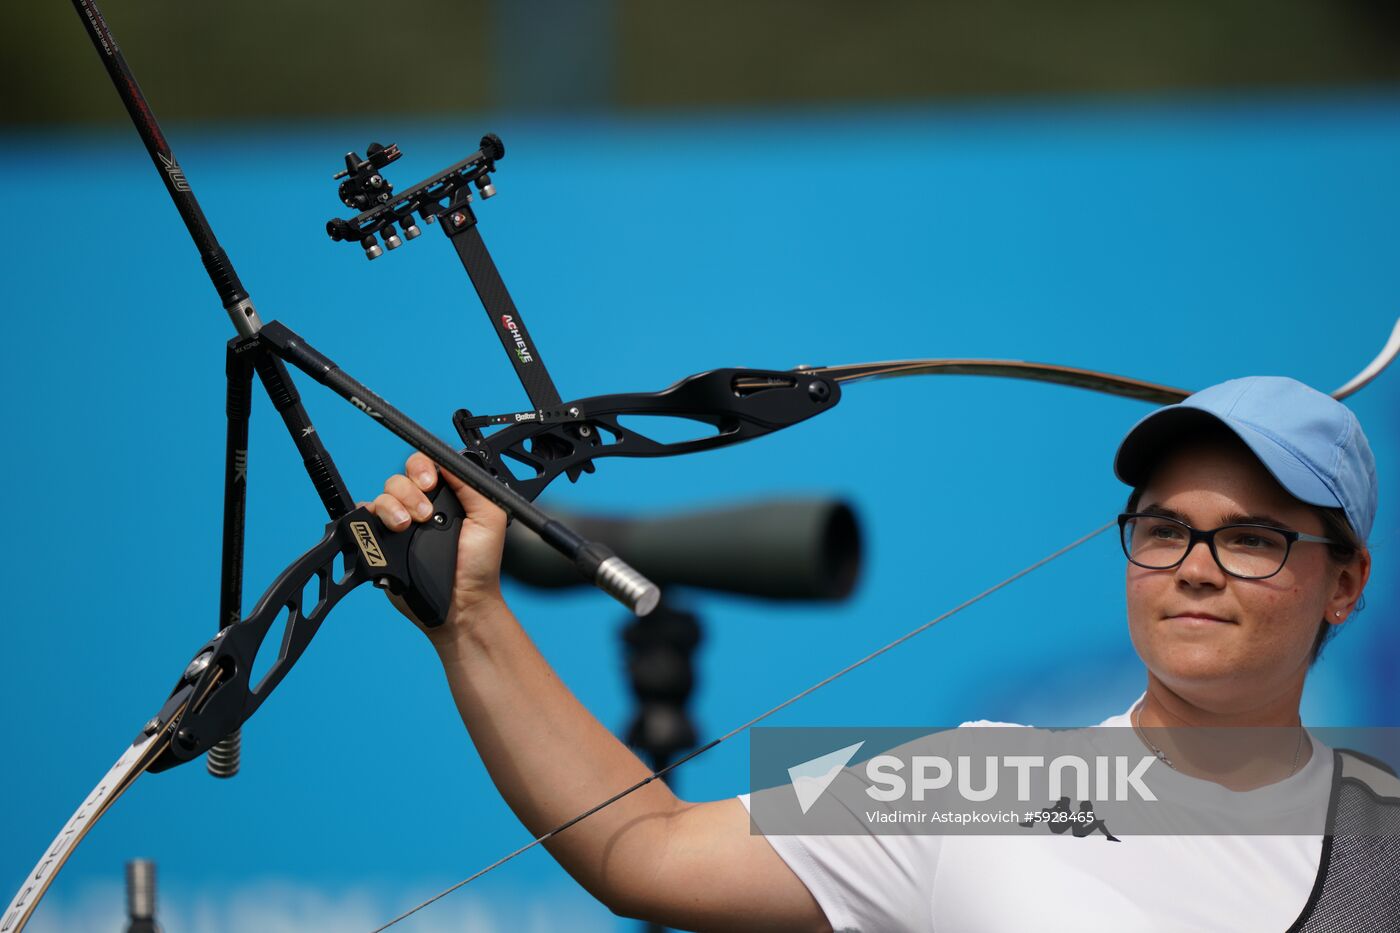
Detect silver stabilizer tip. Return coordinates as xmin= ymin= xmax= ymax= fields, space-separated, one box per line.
xmin=385 ymin=233 xmax=403 ymax=249
xmin=596 ymin=556 xmax=661 ymax=616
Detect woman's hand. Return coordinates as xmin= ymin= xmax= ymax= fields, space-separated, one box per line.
xmin=367 ymin=450 xmax=509 ymax=637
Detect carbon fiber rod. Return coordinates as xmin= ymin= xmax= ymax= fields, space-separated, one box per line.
xmin=72 ymin=0 xmax=255 ymax=330
xmin=70 ymin=0 xmax=356 ymax=517
xmin=262 ymin=322 xmax=660 ymax=616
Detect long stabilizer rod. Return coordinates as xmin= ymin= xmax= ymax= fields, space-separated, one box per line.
xmin=68 ymin=0 xmax=659 ymax=616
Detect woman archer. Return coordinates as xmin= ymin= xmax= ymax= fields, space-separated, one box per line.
xmin=371 ymin=375 xmax=1395 ymax=932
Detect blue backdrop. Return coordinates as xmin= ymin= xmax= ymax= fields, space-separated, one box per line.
xmin=2 ymin=92 xmax=1396 ymax=931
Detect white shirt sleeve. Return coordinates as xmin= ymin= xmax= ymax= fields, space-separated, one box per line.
xmin=738 ymin=786 xmax=943 ymax=932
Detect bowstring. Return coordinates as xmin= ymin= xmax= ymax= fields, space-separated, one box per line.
xmin=370 ymin=519 xmax=1116 ymax=932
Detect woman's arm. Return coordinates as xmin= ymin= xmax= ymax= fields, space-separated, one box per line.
xmin=371 ymin=452 xmax=827 ymax=931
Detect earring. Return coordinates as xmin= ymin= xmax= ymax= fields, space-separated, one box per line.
xmin=1335 ymin=611 xmax=1343 ymax=618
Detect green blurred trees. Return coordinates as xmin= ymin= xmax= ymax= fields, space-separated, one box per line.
xmin=9 ymin=0 xmax=1399 ymax=125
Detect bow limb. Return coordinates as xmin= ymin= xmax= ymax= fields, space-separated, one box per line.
xmin=2 ymin=715 xmax=181 ymax=931
xmin=783 ymin=316 xmax=1400 ymax=405
xmin=2 ymin=665 xmax=228 ymax=932
xmin=786 ymin=359 xmax=1189 ymax=404
xmin=1332 ymin=316 xmax=1400 ymax=400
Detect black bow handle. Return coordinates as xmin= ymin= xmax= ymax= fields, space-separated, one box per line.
xmin=145 ymin=505 xmax=468 ymax=772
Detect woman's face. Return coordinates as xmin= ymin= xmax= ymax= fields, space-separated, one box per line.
xmin=1125 ymin=438 xmax=1366 ymax=711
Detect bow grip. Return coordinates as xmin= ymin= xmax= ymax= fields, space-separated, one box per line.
xmin=396 ymin=482 xmax=661 ymax=623
xmin=396 ymin=483 xmax=467 ymax=628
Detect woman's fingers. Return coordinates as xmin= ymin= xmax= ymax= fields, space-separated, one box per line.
xmin=387 ymin=473 xmax=435 ymax=518
xmin=400 ymin=451 xmax=505 ymax=529
xmin=371 ymin=453 xmax=510 ymax=629
xmin=434 ymin=461 xmax=509 ymax=530
xmin=368 ymin=468 xmax=435 ymax=531
xmin=369 ymin=492 xmax=413 ymax=530
xmin=405 ymin=452 xmax=438 ymax=491
xmin=367 ymin=455 xmax=506 ymax=535
xmin=367 ymin=453 xmax=505 ymax=534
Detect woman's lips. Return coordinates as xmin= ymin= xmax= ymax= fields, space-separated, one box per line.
xmin=1164 ymin=612 xmax=1235 ymax=625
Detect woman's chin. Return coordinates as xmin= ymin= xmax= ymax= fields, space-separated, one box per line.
xmin=1134 ymin=634 xmax=1243 ymax=687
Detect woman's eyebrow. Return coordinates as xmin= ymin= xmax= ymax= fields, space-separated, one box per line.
xmin=1136 ymin=503 xmax=1187 ymax=521
xmin=1137 ymin=503 xmax=1292 ymax=529
xmin=1218 ymin=511 xmax=1292 ymax=530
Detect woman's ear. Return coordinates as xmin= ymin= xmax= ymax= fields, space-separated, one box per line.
xmin=1327 ymin=547 xmax=1371 ymax=623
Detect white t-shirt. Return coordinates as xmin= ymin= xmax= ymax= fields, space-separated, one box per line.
xmin=740 ymin=700 xmax=1331 ymax=932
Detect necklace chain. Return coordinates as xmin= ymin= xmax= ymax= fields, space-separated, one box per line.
xmin=1131 ymin=702 xmax=1304 ymax=779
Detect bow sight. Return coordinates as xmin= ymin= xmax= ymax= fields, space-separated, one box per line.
xmin=321 ymin=134 xmax=843 ymax=502
xmin=327 ymin=134 xmax=505 ymax=259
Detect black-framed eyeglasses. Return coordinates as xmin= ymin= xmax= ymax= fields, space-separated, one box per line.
xmin=1117 ymin=513 xmax=1337 ymax=581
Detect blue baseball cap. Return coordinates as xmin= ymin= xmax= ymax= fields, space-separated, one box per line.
xmin=1114 ymin=376 xmax=1377 ymax=542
